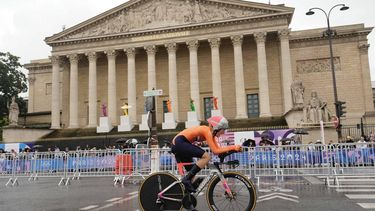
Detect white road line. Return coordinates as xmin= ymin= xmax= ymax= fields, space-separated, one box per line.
xmin=128 ymin=191 xmax=138 ymax=195
xmin=259 ymin=193 xmax=299 ymax=199
xmin=93 ymin=194 xmax=138 ymax=211
xmin=79 ymin=205 xmax=99 ymax=210
xmin=345 ymin=194 xmax=375 ymax=199
xmin=328 ymin=179 xmax=375 ymax=182
xmin=337 ymin=189 xmax=375 ymax=192
xmin=334 ymin=185 xmax=375 ymax=188
xmin=105 ymin=197 xmax=122 ymax=202
xmin=257 ymin=195 xmax=299 ymax=203
xmin=357 ymin=203 xmax=375 ymax=209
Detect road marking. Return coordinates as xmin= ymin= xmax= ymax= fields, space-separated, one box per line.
xmin=129 ymin=191 xmax=138 ymax=195
xmin=93 ymin=194 xmax=138 ymax=210
xmin=328 ymin=179 xmax=375 ymax=182
xmin=80 ymin=205 xmax=99 ymax=210
xmin=303 ymin=176 xmax=325 ymax=184
xmin=345 ymin=194 xmax=375 ymax=199
xmin=336 ymin=189 xmax=375 ymax=192
xmin=105 ymin=197 xmax=122 ymax=202
xmin=334 ymin=185 xmax=375 ymax=188
xmin=259 ymin=192 xmax=299 ymax=199
xmin=257 ymin=195 xmax=299 ymax=203
xmin=357 ymin=203 xmax=375 ymax=209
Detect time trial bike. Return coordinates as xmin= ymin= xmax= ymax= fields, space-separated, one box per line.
xmin=138 ymin=151 xmax=257 ymax=211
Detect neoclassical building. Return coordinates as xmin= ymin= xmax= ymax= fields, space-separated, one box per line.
xmin=25 ymin=0 xmax=373 ymax=131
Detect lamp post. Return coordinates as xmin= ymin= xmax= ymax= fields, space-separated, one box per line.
xmin=306 ymin=4 xmax=349 ymax=141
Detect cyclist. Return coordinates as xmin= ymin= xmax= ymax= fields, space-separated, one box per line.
xmin=171 ymin=115 xmax=241 ymax=193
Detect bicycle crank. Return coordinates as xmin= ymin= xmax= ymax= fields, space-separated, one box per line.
xmin=182 ymin=194 xmax=197 ymax=209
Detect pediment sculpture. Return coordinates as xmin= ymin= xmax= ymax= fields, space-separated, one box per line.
xmin=63 ymin=0 xmax=273 ymax=40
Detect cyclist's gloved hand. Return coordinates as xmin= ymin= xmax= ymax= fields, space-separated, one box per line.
xmin=234 ymin=145 xmax=242 ymax=152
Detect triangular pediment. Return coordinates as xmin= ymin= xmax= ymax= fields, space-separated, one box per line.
xmin=46 ymin=0 xmax=293 ymax=43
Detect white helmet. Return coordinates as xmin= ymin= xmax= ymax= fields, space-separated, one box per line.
xmin=207 ymin=116 xmax=229 ymax=131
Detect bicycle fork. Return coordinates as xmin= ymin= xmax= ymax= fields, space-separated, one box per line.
xmin=217 ymin=173 xmax=234 ymax=199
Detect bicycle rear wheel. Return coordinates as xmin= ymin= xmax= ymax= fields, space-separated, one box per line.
xmin=206 ymin=172 xmax=256 ymax=211
xmin=138 ymin=172 xmax=184 ymax=211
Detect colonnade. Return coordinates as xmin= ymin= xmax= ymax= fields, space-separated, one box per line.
xmin=50 ymin=29 xmax=293 ymax=129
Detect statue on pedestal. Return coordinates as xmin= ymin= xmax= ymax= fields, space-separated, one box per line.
xmin=190 ymin=99 xmax=195 ymax=112
xmin=213 ymin=96 xmax=218 ymax=110
xmin=121 ymin=103 xmax=130 ymax=116
xmin=8 ymin=96 xmax=19 ymax=126
xmin=167 ymin=99 xmax=172 ymax=113
xmin=291 ymin=80 xmax=305 ymax=109
xmin=101 ymin=103 xmax=107 ymax=117
xmin=303 ymin=91 xmax=330 ymax=123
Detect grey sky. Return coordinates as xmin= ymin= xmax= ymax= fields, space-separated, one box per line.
xmin=0 ymin=0 xmax=374 ymax=80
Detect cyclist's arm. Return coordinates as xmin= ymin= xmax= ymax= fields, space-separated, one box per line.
xmin=204 ymin=133 xmax=240 ymax=155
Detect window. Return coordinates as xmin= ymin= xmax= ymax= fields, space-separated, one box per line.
xmin=45 ymin=83 xmax=52 ymax=95
xmin=204 ymin=97 xmax=213 ymax=120
xmin=247 ymin=94 xmax=259 ymax=118
xmin=162 ymin=100 xmax=168 ymax=122
xmin=162 ymin=100 xmax=168 ymax=114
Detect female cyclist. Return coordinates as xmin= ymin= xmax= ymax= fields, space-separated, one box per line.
xmin=171 ymin=115 xmax=241 ymax=192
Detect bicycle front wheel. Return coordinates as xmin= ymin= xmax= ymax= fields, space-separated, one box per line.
xmin=138 ymin=172 xmax=184 ymax=211
xmin=206 ymin=172 xmax=256 ymax=211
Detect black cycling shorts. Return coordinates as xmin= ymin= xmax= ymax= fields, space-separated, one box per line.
xmin=171 ymin=135 xmax=205 ymax=171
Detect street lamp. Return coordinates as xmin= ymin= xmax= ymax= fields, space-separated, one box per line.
xmin=306 ymin=4 xmax=349 ymax=141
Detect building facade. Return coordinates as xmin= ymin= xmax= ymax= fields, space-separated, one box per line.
xmin=25 ymin=0 xmax=373 ymax=129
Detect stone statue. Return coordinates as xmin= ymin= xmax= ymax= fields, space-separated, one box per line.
xmin=167 ymin=100 xmax=172 ymax=113
xmin=303 ymin=91 xmax=330 ymax=123
xmin=8 ymin=96 xmax=19 ymax=126
xmin=190 ymin=99 xmax=195 ymax=112
xmin=101 ymin=103 xmax=107 ymax=117
xmin=291 ymin=80 xmax=305 ymax=109
xmin=213 ymin=97 xmax=218 ymax=110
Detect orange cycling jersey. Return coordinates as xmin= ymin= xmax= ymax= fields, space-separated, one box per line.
xmin=173 ymin=125 xmax=239 ymax=155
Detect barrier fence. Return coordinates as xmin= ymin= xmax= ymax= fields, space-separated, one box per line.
xmin=1 ymin=143 xmax=375 ymax=186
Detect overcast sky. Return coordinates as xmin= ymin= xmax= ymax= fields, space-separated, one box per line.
xmin=0 ymin=0 xmax=374 ymax=81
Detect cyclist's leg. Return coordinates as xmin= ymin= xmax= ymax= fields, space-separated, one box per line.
xmin=138 ymin=172 xmax=184 ymax=211
xmin=206 ymin=172 xmax=256 ymax=211
xmin=171 ymin=136 xmax=206 ymax=192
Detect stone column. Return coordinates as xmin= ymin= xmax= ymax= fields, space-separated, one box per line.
xmin=278 ymin=29 xmax=293 ymax=113
xmin=28 ymin=76 xmax=36 ymax=113
xmin=208 ymin=38 xmax=223 ymax=111
xmin=126 ymin=48 xmax=137 ymax=123
xmin=67 ymin=54 xmax=79 ymax=128
xmin=231 ymin=35 xmax=247 ymax=119
xmin=105 ymin=50 xmax=118 ymax=125
xmin=187 ymin=40 xmax=201 ymax=119
xmin=359 ymin=43 xmax=374 ymax=111
xmin=165 ymin=43 xmax=179 ymax=120
xmin=50 ymin=56 xmax=61 ymax=129
xmin=254 ymin=32 xmax=271 ymax=117
xmin=145 ymin=45 xmax=157 ymax=90
xmin=86 ymin=52 xmax=97 ymax=127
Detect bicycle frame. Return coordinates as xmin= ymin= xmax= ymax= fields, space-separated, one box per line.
xmin=157 ymin=161 xmax=234 ymax=203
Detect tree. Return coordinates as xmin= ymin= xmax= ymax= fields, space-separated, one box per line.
xmin=0 ymin=52 xmax=28 ymax=126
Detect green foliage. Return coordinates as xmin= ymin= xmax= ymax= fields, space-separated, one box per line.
xmin=0 ymin=52 xmax=28 ymax=126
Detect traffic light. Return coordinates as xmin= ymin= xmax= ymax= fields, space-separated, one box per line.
xmin=335 ymin=101 xmax=347 ymax=117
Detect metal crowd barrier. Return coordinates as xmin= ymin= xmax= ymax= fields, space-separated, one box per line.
xmin=1 ymin=143 xmax=375 ymax=187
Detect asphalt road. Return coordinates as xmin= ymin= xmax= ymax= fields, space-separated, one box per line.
xmin=0 ymin=176 xmax=372 ymax=211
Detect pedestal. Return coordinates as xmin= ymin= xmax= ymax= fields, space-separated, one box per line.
xmin=150 ymin=146 xmax=160 ymax=173
xmin=185 ymin=111 xmax=200 ymax=128
xmin=162 ymin=112 xmax=177 ymax=130
xmin=139 ymin=114 xmax=150 ymax=131
xmin=118 ymin=116 xmax=134 ymax=132
xmin=211 ymin=109 xmax=222 ymax=116
xmin=96 ymin=117 xmax=113 ymax=133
